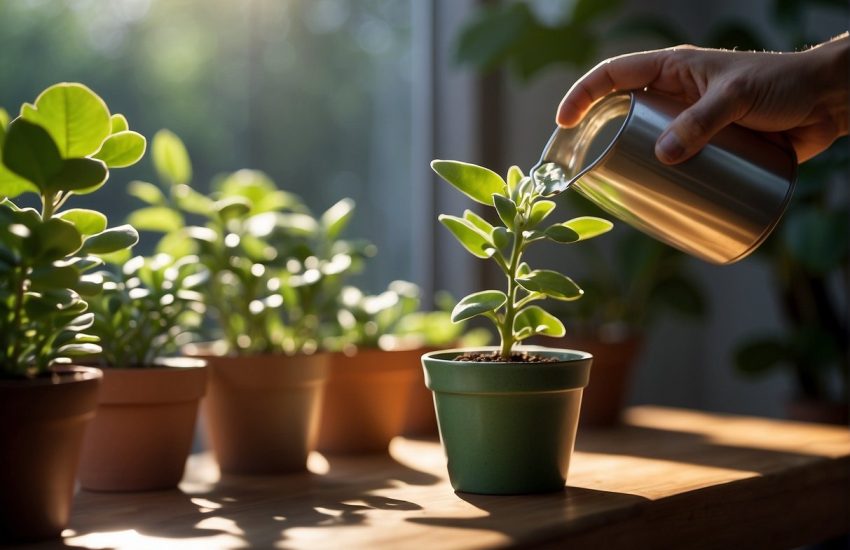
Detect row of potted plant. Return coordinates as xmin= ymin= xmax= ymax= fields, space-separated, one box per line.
xmin=1 ymin=82 xmax=612 ymax=541
xmin=0 ymin=83 xmax=495 ymax=541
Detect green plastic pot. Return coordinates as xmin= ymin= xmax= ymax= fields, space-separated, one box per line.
xmin=422 ymin=347 xmax=592 ymax=495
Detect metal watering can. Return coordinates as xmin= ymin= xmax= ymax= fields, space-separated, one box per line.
xmin=536 ymin=90 xmax=797 ymax=264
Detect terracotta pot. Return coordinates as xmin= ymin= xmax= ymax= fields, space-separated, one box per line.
xmin=549 ymin=334 xmax=642 ymax=426
xmin=788 ymin=398 xmax=850 ymax=425
xmin=0 ymin=366 xmax=102 ymax=542
xmin=318 ymin=348 xmax=420 ymax=454
xmin=202 ymin=353 xmax=328 ymax=474
xmin=78 ymin=358 xmax=207 ymax=491
xmin=403 ymin=347 xmax=439 ymax=437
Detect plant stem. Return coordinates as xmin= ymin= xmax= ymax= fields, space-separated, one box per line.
xmin=41 ymin=193 xmax=55 ymax=220
xmin=499 ymin=227 xmax=524 ymax=359
xmin=9 ymin=266 xmax=26 ymax=374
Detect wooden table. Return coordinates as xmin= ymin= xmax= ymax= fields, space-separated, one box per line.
xmin=37 ymin=406 xmax=850 ymax=549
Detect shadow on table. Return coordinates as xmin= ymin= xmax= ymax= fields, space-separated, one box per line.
xmin=575 ymin=424 xmax=827 ymax=474
xmin=407 ymin=486 xmax=648 ymax=546
xmin=57 ymin=450 xmax=440 ymax=548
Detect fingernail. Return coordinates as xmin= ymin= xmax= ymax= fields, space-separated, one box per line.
xmin=656 ymin=132 xmax=684 ymax=163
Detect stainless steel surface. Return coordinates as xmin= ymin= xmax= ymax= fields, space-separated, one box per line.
xmin=539 ymin=91 xmax=797 ymax=264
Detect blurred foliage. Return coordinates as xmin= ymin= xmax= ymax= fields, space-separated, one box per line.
xmin=0 ymin=0 xmax=415 ymax=291
xmin=457 ymin=0 xmax=849 ymax=401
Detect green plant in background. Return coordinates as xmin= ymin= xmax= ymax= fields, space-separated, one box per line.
xmin=432 ymin=160 xmax=611 ymax=359
xmin=0 ymin=83 xmax=143 ymax=377
xmin=329 ymin=282 xmax=492 ymax=351
xmin=456 ymin=0 xmax=848 ymax=403
xmin=84 ymin=254 xmax=207 ymax=368
xmin=129 ymin=130 xmax=373 ymax=355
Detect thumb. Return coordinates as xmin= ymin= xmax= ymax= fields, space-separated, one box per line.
xmin=655 ymin=85 xmax=744 ymax=164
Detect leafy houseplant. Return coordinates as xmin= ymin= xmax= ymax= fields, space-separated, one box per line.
xmin=130 ymin=130 xmax=368 ymax=473
xmin=77 ymin=254 xmax=209 ymax=491
xmin=0 ymin=83 xmax=142 ymax=540
xmin=422 ymin=159 xmax=610 ymax=494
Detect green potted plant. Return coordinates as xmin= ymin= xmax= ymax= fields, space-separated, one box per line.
xmin=422 ymin=159 xmax=611 ymax=494
xmin=0 ymin=83 xmax=142 ymax=540
xmin=130 ymin=131 xmax=369 ymax=473
xmin=77 ymin=254 xmax=208 ymax=491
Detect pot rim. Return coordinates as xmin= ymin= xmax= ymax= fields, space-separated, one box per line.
xmin=0 ymin=365 xmax=102 ymax=388
xmin=96 ymin=356 xmax=207 ymax=371
xmin=422 ymin=346 xmax=592 ymax=394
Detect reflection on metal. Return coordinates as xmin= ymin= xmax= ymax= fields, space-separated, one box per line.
xmin=539 ymin=91 xmax=797 ymax=264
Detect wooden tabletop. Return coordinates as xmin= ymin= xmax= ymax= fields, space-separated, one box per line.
xmin=38 ymin=406 xmax=850 ymax=549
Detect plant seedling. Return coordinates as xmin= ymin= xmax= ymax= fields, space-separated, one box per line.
xmin=431 ymin=160 xmax=612 ymax=361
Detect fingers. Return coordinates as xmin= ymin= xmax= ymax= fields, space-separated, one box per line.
xmin=556 ymin=50 xmax=668 ymax=127
xmin=655 ymin=83 xmax=746 ymax=164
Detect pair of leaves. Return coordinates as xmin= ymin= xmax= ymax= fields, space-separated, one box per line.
xmin=451 ymin=290 xmax=565 ymax=339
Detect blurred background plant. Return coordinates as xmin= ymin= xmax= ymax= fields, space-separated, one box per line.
xmin=456 ymin=0 xmax=848 ymax=419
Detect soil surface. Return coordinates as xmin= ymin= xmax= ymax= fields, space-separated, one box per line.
xmin=454 ymin=351 xmax=557 ymax=363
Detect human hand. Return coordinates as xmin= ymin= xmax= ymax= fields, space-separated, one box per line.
xmin=556 ymin=34 xmax=849 ymax=164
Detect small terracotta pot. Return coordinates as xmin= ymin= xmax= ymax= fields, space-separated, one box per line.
xmin=318 ymin=348 xmax=420 ymax=454
xmin=78 ymin=358 xmax=207 ymax=491
xmin=0 ymin=366 xmax=102 ymax=542
xmin=202 ymin=353 xmax=328 ymax=474
xmin=548 ymin=334 xmax=642 ymax=426
xmin=403 ymin=347 xmax=439 ymax=436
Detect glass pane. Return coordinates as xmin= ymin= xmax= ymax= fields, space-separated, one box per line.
xmin=0 ymin=0 xmax=415 ymax=291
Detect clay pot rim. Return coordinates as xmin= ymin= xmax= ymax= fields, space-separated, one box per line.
xmin=97 ymin=359 xmax=208 ymax=405
xmin=0 ymin=365 xmax=102 ymax=388
xmin=98 ymin=356 xmax=207 ymax=371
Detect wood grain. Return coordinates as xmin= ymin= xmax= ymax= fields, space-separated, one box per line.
xmin=28 ymin=406 xmax=850 ymax=549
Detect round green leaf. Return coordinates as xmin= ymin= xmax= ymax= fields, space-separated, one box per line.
xmin=528 ymin=200 xmax=556 ymax=227
xmin=431 ymin=159 xmax=506 ymax=205
xmin=439 ymin=214 xmax=494 ymax=259
xmin=152 ymin=129 xmax=192 ymax=185
xmin=127 ymin=206 xmax=184 ymax=233
xmin=93 ymin=130 xmax=146 ymax=168
xmin=492 ymin=194 xmax=518 ymax=229
xmin=128 ymin=180 xmax=166 ymax=205
xmin=562 ymin=216 xmax=614 ymax=241
xmin=3 ymin=118 xmax=63 ymax=190
xmin=21 ymin=83 xmax=111 ymax=158
xmin=82 ymin=224 xmax=139 ymax=254
xmin=506 ymin=165 xmax=524 ymax=193
xmin=321 ymin=198 xmax=354 ymax=239
xmin=451 ymin=290 xmax=507 ymax=323
xmin=110 ymin=113 xmax=129 ymax=133
xmin=53 ymin=157 xmax=108 ymax=194
xmin=513 ymin=305 xmax=565 ymax=339
xmin=516 ymin=269 xmax=583 ymax=301
xmin=30 ymin=264 xmax=80 ymax=290
xmin=215 ymin=196 xmax=251 ymax=221
xmin=57 ymin=209 xmax=107 ymax=236
xmin=544 ymin=224 xmax=580 ymax=243
xmin=36 ymin=218 xmax=83 ymax=260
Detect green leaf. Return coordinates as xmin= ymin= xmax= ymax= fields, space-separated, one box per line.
xmin=57 ymin=209 xmax=107 ymax=236
xmin=463 ymin=209 xmax=495 ymax=234
xmin=0 ymin=108 xmax=9 ymax=130
xmin=439 ymin=214 xmax=494 ymax=259
xmin=513 ymin=305 xmax=565 ymax=339
xmin=128 ymin=180 xmax=166 ymax=205
xmin=451 ymin=290 xmax=507 ymax=322
xmin=491 ymin=226 xmax=511 ymax=252
xmin=110 ymin=113 xmax=129 ymax=133
xmin=734 ymin=338 xmax=788 ymax=376
xmin=506 ymin=165 xmax=524 ymax=193
xmin=563 ymin=216 xmax=614 ymax=240
xmin=0 ymin=164 xmax=38 ymax=198
xmin=517 ymin=270 xmax=583 ymax=301
xmin=215 ymin=196 xmax=251 ymax=221
xmin=21 ymin=83 xmax=111 ymax=158
xmin=152 ymin=129 xmax=192 ymax=185
xmin=528 ymin=200 xmax=556 ymax=228
xmin=173 ymin=184 xmax=214 ymax=215
xmin=93 ymin=130 xmax=146 ymax=168
xmin=37 ymin=218 xmax=83 ymax=260
xmin=82 ymin=225 xmax=139 ymax=254
xmin=127 ymin=206 xmax=184 ymax=233
xmin=431 ymin=160 xmax=506 ymax=205
xmin=321 ymin=198 xmax=354 ymax=239
xmin=544 ymin=224 xmax=580 ymax=243
xmin=53 ymin=157 xmax=108 ymax=194
xmin=493 ymin=194 xmax=517 ymax=229
xmin=58 ymin=343 xmax=102 ymax=356
xmin=30 ymin=264 xmax=79 ymax=290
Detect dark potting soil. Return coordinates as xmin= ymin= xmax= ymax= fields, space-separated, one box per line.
xmin=454 ymin=351 xmax=557 ymax=363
